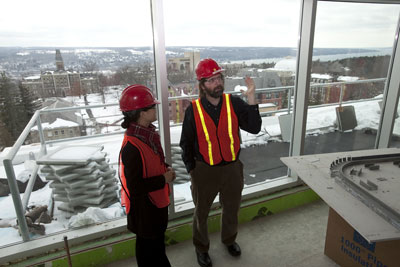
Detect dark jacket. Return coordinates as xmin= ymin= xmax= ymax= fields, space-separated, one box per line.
xmin=121 ymin=142 xmax=168 ymax=238
xmin=180 ymin=95 xmax=262 ymax=173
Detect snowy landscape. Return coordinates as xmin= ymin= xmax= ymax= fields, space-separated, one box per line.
xmin=1 ymin=84 xmax=398 ymax=247
xmin=1 ymin=1 xmax=400 ymax=265
xmin=0 ymin=46 xmax=391 ymax=78
xmin=0 ymin=45 xmax=399 ymax=247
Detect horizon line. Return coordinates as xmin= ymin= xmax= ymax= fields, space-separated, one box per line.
xmin=0 ymin=46 xmax=392 ymax=49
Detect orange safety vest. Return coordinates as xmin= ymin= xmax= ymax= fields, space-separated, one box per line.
xmin=192 ymin=94 xmax=240 ymax=166
xmin=119 ymin=135 xmax=170 ymax=214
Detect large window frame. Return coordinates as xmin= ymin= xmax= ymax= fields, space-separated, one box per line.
xmin=2 ymin=0 xmax=400 ymax=247
xmin=377 ymin=5 xmax=400 ymax=148
xmin=291 ymin=0 xmax=400 ymax=157
xmin=154 ymin=0 xmax=400 ymax=218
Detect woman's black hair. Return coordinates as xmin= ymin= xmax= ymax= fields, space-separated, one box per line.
xmin=121 ymin=110 xmax=139 ymax=129
xmin=121 ymin=104 xmax=156 ymax=129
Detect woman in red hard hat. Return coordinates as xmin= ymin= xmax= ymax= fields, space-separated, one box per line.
xmin=118 ymin=84 xmax=175 ymax=267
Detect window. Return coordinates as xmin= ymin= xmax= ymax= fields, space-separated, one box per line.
xmin=0 ymin=0 xmax=154 ymax=244
xmin=303 ymin=1 xmax=400 ymax=156
xmin=164 ymin=0 xmax=301 ymax=211
xmin=2 ymin=0 xmax=400 ymax=247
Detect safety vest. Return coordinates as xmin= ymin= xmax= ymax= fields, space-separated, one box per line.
xmin=192 ymin=94 xmax=240 ymax=166
xmin=119 ymin=135 xmax=170 ymax=214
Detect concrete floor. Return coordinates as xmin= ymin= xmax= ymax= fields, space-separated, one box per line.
xmin=103 ymin=200 xmax=339 ymax=267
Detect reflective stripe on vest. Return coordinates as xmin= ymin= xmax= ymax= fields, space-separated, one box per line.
xmin=119 ymin=135 xmax=170 ymax=214
xmin=192 ymin=94 xmax=240 ymax=165
xmin=195 ymin=99 xmax=214 ymax=165
xmin=225 ymin=94 xmax=236 ymax=161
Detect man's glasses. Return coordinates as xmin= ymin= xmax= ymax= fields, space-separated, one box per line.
xmin=205 ymin=75 xmax=223 ymax=84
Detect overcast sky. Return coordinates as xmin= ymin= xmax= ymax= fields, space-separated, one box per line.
xmin=0 ymin=0 xmax=399 ymax=48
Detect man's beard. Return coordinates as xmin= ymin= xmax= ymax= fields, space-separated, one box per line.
xmin=204 ymin=85 xmax=224 ymax=98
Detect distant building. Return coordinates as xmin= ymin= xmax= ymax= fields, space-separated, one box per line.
xmin=270 ymin=57 xmax=296 ymax=86
xmin=273 ymin=58 xmax=367 ymax=104
xmin=220 ymin=63 xmax=246 ymax=77
xmin=310 ymin=73 xmax=333 ymax=104
xmin=21 ymin=50 xmax=99 ymax=98
xmin=309 ymin=74 xmax=364 ymax=104
xmin=225 ymin=68 xmax=284 ymax=109
xmin=22 ymin=75 xmax=49 ymax=97
xmin=168 ymin=51 xmax=200 ymax=74
xmin=167 ymin=83 xmax=194 ymax=123
xmin=273 ymin=57 xmax=296 ymax=72
xmin=166 ymin=51 xmax=199 ymax=123
xmin=169 ymin=98 xmax=192 ymax=124
xmin=55 ymin=49 xmax=65 ymax=71
xmin=29 ymin=98 xmax=84 ymax=143
xmin=80 ymin=72 xmax=100 ymax=95
xmin=336 ymin=76 xmax=377 ymax=102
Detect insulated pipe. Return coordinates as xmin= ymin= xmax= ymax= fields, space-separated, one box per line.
xmin=1 ymin=112 xmax=41 ymax=241
xmin=3 ymin=159 xmax=30 ymax=241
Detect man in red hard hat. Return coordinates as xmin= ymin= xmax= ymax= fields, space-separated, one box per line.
xmin=118 ymin=84 xmax=176 ymax=267
xmin=180 ymin=59 xmax=261 ymax=267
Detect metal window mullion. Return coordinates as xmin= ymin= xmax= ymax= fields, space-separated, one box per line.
xmin=376 ymin=11 xmax=400 ymax=148
xmin=287 ymin=87 xmax=292 ymax=114
xmin=150 ymin=0 xmax=176 ymax=215
xmin=289 ymin=0 xmax=317 ymax=157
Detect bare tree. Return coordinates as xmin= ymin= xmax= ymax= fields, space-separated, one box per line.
xmin=82 ymin=61 xmax=99 ymax=72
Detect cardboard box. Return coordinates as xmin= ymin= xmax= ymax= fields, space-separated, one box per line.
xmin=324 ymin=208 xmax=400 ymax=267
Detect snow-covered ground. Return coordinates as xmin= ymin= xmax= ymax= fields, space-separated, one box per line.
xmin=0 ymin=87 xmax=398 ymax=247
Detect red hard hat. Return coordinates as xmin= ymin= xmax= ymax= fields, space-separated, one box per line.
xmin=119 ymin=84 xmax=160 ymax=111
xmin=195 ymin=58 xmax=224 ymax=80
